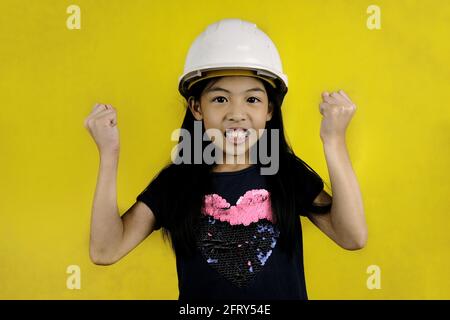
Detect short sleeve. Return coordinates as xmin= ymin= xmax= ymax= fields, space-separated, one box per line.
xmin=136 ymin=169 xmax=170 ymax=231
xmin=297 ymin=166 xmax=332 ymax=216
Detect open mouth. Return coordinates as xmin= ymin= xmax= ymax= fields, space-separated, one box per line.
xmin=224 ymin=128 xmax=250 ymax=145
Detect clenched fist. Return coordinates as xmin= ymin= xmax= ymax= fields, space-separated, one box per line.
xmin=84 ymin=103 xmax=120 ymax=156
xmin=319 ymin=89 xmax=356 ymax=143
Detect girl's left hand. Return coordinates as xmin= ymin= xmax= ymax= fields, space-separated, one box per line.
xmin=319 ymin=89 xmax=357 ymax=143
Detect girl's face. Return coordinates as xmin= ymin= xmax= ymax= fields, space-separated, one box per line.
xmin=188 ymin=76 xmax=273 ymax=160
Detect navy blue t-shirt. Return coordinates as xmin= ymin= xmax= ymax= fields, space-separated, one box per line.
xmin=137 ymin=163 xmax=329 ymax=300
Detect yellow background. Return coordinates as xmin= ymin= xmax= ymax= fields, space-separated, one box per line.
xmin=1 ymin=0 xmax=449 ymax=299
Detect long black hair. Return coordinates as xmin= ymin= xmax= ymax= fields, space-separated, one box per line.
xmin=154 ymin=76 xmax=331 ymax=258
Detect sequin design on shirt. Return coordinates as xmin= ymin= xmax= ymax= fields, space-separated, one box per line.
xmin=202 ymin=189 xmax=274 ymax=226
xmin=196 ymin=189 xmax=280 ymax=287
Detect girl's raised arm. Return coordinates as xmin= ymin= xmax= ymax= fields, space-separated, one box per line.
xmin=84 ymin=104 xmax=156 ymax=265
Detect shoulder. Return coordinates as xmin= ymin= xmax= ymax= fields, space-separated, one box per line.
xmin=139 ymin=163 xmax=179 ymax=197
xmin=284 ymin=153 xmax=323 ymax=184
xmin=151 ymin=163 xmax=180 ymax=183
xmin=145 ymin=163 xmax=205 ymax=194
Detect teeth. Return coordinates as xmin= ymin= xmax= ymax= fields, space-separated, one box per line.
xmin=225 ymin=129 xmax=249 ymax=138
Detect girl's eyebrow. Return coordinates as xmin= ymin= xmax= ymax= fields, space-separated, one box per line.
xmin=205 ymin=87 xmax=265 ymax=94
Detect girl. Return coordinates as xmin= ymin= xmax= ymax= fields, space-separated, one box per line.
xmin=84 ymin=18 xmax=367 ymax=300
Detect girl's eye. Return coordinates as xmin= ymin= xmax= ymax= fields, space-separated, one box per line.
xmin=247 ymin=97 xmax=261 ymax=103
xmin=212 ymin=96 xmax=227 ymax=103
xmin=211 ymin=96 xmax=261 ymax=103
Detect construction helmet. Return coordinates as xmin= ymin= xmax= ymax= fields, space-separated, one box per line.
xmin=178 ymin=18 xmax=288 ymax=104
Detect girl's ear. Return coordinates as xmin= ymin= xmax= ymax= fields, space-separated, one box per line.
xmin=266 ymin=101 xmax=274 ymax=121
xmin=188 ymin=96 xmax=203 ymax=121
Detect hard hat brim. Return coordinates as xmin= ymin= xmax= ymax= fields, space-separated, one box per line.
xmin=186 ymin=69 xmax=277 ymax=92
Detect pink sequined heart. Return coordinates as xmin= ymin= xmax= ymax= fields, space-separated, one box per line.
xmin=201 ymin=189 xmax=274 ymax=226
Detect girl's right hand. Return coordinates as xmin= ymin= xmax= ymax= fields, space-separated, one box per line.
xmin=84 ymin=103 xmax=120 ymax=156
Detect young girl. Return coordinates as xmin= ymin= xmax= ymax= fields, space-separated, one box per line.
xmin=84 ymin=18 xmax=367 ymax=300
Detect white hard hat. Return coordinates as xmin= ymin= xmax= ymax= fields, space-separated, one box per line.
xmin=178 ymin=18 xmax=288 ymax=102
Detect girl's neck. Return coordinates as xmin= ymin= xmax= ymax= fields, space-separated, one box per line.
xmin=211 ymin=163 xmax=254 ymax=173
xmin=212 ymin=151 xmax=255 ymax=173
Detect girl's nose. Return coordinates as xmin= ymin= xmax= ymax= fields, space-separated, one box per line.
xmin=226 ymin=102 xmax=247 ymax=121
